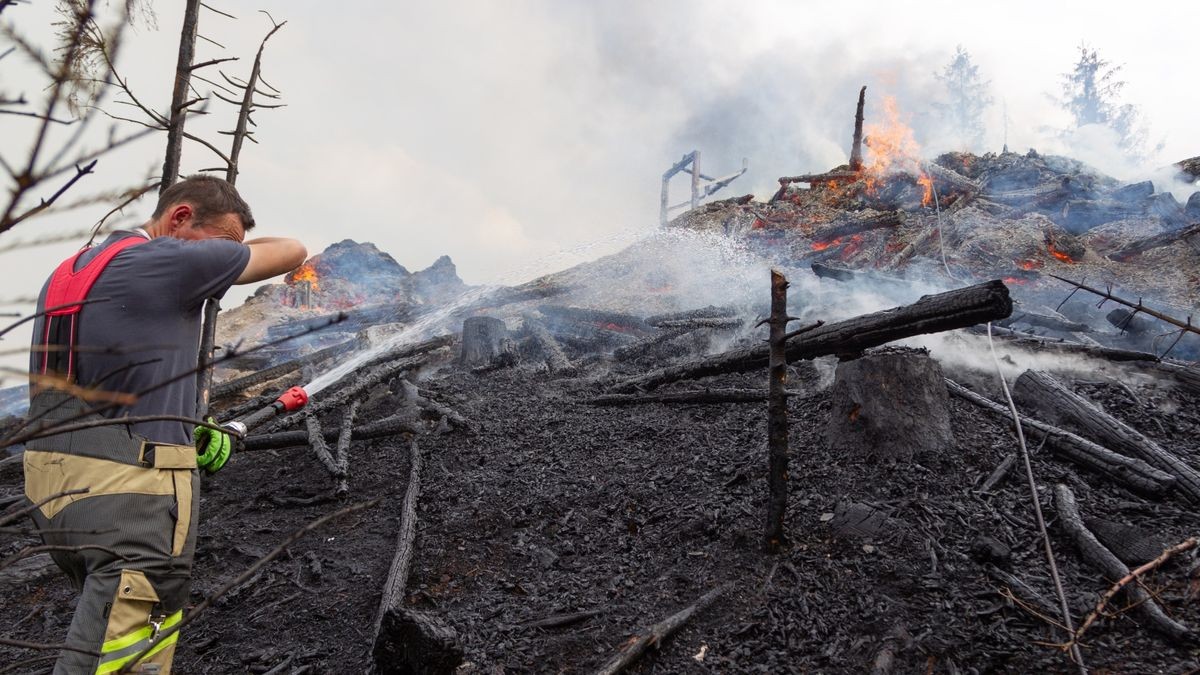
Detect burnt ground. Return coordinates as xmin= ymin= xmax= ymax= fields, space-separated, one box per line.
xmin=3 ymin=354 xmax=1200 ymax=673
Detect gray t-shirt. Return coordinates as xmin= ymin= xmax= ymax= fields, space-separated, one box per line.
xmin=31 ymin=230 xmax=251 ymax=445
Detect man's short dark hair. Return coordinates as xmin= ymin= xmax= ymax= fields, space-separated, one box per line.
xmin=152 ymin=175 xmax=256 ymax=231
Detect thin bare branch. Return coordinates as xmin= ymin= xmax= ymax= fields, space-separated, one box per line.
xmin=200 ymin=2 xmax=236 ymax=19
xmin=189 ymin=56 xmax=237 ymax=71
xmin=0 ymin=108 xmax=74 ymax=124
xmin=88 ymin=180 xmax=159 ymax=244
xmin=181 ymin=131 xmax=231 ymax=165
xmin=1 ymin=160 xmax=96 ymax=232
xmin=191 ymin=73 xmax=238 ymax=97
xmin=0 ymin=297 xmax=111 ymax=340
xmin=196 ymin=33 xmax=225 ymax=49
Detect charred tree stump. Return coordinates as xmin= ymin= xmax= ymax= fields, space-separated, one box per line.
xmin=610 ymin=280 xmax=1012 ymax=393
xmin=372 ymin=438 xmax=462 ymax=673
xmin=945 ymin=379 xmax=1175 ymax=496
xmin=459 ymin=316 xmax=508 ymax=368
xmin=765 ymin=270 xmax=790 ymax=552
xmin=827 ymin=348 xmax=952 ymax=462
xmin=1013 ymin=370 xmax=1200 ymax=503
xmin=1053 ymin=484 xmax=1191 ymax=641
xmin=850 ymin=85 xmax=866 ymax=172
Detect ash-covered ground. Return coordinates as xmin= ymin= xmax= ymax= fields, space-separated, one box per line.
xmin=4 ymin=349 xmax=1199 ymax=673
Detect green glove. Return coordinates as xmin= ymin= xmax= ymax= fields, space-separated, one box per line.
xmin=193 ymin=418 xmax=232 ymax=474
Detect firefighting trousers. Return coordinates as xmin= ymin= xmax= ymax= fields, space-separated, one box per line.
xmin=24 ymin=449 xmax=199 ymax=674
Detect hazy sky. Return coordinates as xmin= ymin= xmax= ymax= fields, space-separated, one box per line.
xmin=1 ymin=0 xmax=1197 ymax=371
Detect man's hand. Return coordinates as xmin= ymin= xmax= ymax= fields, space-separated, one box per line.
xmin=194 ymin=419 xmax=233 ymax=473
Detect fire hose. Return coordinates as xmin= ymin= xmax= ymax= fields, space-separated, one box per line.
xmin=220 ymin=385 xmax=309 ymax=441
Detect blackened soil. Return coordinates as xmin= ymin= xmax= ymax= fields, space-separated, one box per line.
xmin=2 ymin=360 xmax=1200 ymax=673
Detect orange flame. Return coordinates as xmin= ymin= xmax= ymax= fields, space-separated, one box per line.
xmin=287 ymin=261 xmax=320 ymax=291
xmin=1016 ymin=259 xmax=1044 ymax=271
xmin=917 ymin=174 xmax=934 ymax=207
xmin=861 ymin=96 xmax=934 ymax=204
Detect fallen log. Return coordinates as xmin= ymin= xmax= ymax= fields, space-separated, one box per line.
xmin=610 ymin=328 xmax=692 ymax=362
xmin=644 ymin=306 xmax=736 ymax=327
xmin=1106 ymin=222 xmax=1200 ymax=261
xmin=538 ymin=305 xmax=650 ymax=333
xmin=922 ymin=161 xmax=982 ymax=195
xmin=523 ymin=315 xmax=575 ymax=375
xmin=945 ymin=379 xmax=1175 ymax=497
xmin=1053 ymin=484 xmax=1190 ymax=642
xmin=212 ymin=338 xmax=359 ymax=400
xmin=1000 ymin=305 xmax=1091 ymax=334
xmin=592 ymin=585 xmax=726 ymax=675
xmin=1013 ymin=370 xmax=1200 ymax=503
xmin=242 ymin=414 xmax=420 ymax=452
xmin=651 ymin=317 xmax=742 ymax=330
xmin=373 ymin=438 xmax=462 ymax=673
xmin=808 ymin=210 xmax=903 ymax=243
xmin=611 ymin=280 xmax=1012 ymax=393
xmin=585 ymin=388 xmax=794 ymax=407
xmin=967 ymin=325 xmax=1160 ymax=362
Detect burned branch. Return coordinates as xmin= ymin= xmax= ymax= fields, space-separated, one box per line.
xmin=611 ymin=280 xmax=1012 ymax=392
xmin=1052 ymin=484 xmax=1190 ymax=642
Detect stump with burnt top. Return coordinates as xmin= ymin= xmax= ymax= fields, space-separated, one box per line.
xmin=826 ymin=347 xmax=952 ymax=462
xmin=458 ymin=316 xmax=507 ymax=368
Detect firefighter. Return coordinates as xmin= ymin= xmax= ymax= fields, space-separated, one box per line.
xmin=23 ymin=175 xmax=307 ymax=674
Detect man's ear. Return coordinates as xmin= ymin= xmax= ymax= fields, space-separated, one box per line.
xmin=167 ymin=203 xmax=194 ymax=232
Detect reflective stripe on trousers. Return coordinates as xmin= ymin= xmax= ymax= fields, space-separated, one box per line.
xmin=95 ymin=610 xmax=182 ymax=674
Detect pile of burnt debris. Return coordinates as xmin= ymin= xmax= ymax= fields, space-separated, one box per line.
xmin=3 ymin=145 xmax=1200 ymax=672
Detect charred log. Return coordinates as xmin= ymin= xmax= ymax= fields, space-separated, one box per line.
xmin=610 ymin=328 xmax=692 ymax=362
xmin=243 ymin=414 xmax=420 ymax=451
xmin=644 ymin=306 xmax=737 ymax=327
xmin=611 ymin=280 xmax=1012 ymax=393
xmin=921 ymin=161 xmax=981 ymax=196
xmin=1105 ymin=222 xmax=1200 ymax=262
xmin=212 ymin=338 xmax=359 ymax=400
xmin=1013 ymin=370 xmax=1200 ymax=502
xmin=459 ymin=316 xmax=508 ymax=368
xmin=373 ymin=438 xmax=462 ymax=674
xmin=945 ymin=379 xmax=1175 ymax=496
xmin=828 ymin=348 xmax=951 ymax=462
xmin=810 ymin=210 xmax=904 ymax=243
xmin=1053 ymin=484 xmax=1190 ymax=641
xmin=592 ymin=585 xmax=726 ymax=675
xmin=1000 ymin=305 xmax=1091 ymax=334
xmin=522 ymin=315 xmax=574 ymax=375
xmin=585 ymin=389 xmax=782 ymax=406
xmin=537 ymin=305 xmax=650 ymax=333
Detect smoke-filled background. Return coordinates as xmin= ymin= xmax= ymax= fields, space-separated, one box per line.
xmin=1 ymin=0 xmax=1197 ymax=375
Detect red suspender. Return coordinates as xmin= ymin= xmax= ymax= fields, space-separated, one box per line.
xmin=38 ymin=235 xmax=147 ymax=378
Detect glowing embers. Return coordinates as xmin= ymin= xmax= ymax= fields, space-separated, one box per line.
xmin=810 ymin=234 xmax=866 ymax=260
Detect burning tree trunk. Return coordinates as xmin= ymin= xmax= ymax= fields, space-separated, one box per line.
xmin=459 ymin=316 xmax=508 ymax=368
xmin=827 ymin=348 xmax=952 ymax=462
xmin=610 ymin=280 xmax=1012 ymax=393
xmin=1013 ymin=370 xmax=1200 ymax=503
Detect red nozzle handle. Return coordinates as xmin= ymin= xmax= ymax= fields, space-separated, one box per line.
xmin=277 ymin=386 xmax=308 ymax=412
